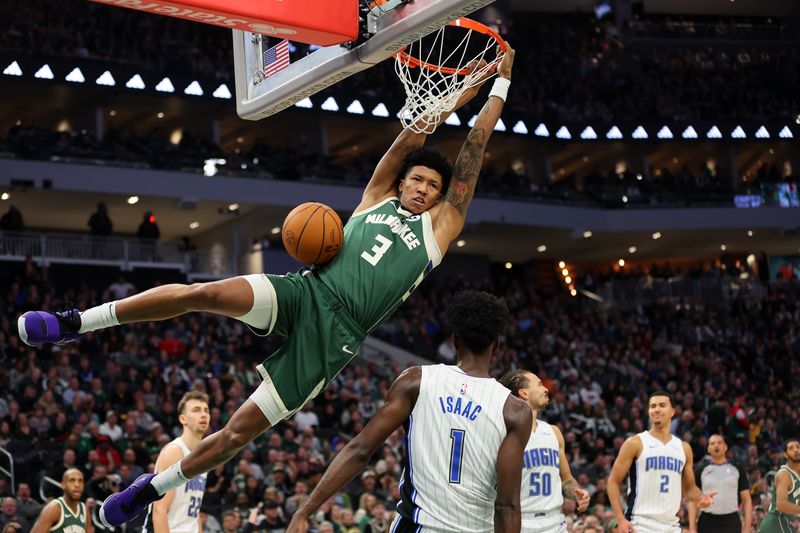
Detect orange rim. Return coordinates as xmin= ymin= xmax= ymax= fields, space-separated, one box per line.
xmin=393 ymin=18 xmax=507 ymax=76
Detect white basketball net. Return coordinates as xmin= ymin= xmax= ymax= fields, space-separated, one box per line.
xmin=394 ymin=23 xmax=503 ymax=134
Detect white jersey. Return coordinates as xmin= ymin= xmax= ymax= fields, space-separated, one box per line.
xmin=143 ymin=437 xmax=207 ymax=533
xmin=520 ymin=420 xmax=565 ymax=532
xmin=626 ymin=432 xmax=686 ymax=527
xmin=390 ymin=365 xmax=511 ymax=533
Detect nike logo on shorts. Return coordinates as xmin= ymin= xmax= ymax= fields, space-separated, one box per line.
xmin=342 ymin=345 xmax=354 ymax=354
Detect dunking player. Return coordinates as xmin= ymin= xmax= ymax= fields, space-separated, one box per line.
xmin=758 ymin=438 xmax=800 ymax=533
xmin=499 ymin=370 xmax=590 ymax=532
xmin=608 ymin=392 xmax=715 ymax=533
xmin=141 ymin=391 xmax=210 ymax=533
xmin=286 ymin=290 xmax=532 ymax=533
xmin=18 ymin=46 xmax=517 ymax=527
xmin=30 ymin=469 xmax=93 ymax=533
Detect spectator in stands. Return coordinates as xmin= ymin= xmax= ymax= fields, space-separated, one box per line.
xmin=0 ymin=498 xmax=30 ymax=532
xmin=0 ymin=206 xmax=23 ymax=232
xmin=88 ymin=202 xmax=113 ymax=236
xmin=13 ymin=483 xmax=40 ymax=524
xmin=136 ymin=211 xmax=160 ymax=241
xmin=108 ymin=276 xmax=135 ymax=300
xmin=99 ymin=411 xmax=123 ymax=441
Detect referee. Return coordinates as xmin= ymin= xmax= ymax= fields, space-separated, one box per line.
xmin=688 ymin=434 xmax=753 ymax=533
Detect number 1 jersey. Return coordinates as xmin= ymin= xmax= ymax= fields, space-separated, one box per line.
xmin=318 ymin=197 xmax=441 ymax=333
xmin=392 ymin=364 xmax=511 ymax=533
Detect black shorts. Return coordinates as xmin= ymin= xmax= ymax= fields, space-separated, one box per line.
xmin=698 ymin=512 xmax=741 ymax=533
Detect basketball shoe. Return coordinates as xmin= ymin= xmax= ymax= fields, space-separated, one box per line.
xmin=99 ymin=474 xmax=163 ymax=527
xmin=17 ymin=308 xmax=82 ymax=346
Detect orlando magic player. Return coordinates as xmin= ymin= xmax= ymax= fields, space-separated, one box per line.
xmin=142 ymin=391 xmax=209 ymax=533
xmin=286 ymin=290 xmax=532 ymax=533
xmin=608 ymin=391 xmax=715 ymax=533
xmin=30 ymin=469 xmax=92 ymax=533
xmin=499 ymin=370 xmax=590 ymax=532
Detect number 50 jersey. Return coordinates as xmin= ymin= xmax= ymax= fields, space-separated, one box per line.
xmin=318 ymin=197 xmax=442 ymax=333
xmin=391 ymin=364 xmax=511 ymax=533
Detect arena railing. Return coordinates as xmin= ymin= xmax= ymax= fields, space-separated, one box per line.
xmin=0 ymin=231 xmax=236 ymax=278
xmin=0 ymin=446 xmax=14 ymax=496
xmin=598 ymin=275 xmax=767 ymax=309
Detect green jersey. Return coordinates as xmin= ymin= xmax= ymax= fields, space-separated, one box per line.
xmin=318 ymin=197 xmax=442 ymax=332
xmin=50 ymin=497 xmax=87 ymax=533
xmin=759 ymin=465 xmax=800 ymax=533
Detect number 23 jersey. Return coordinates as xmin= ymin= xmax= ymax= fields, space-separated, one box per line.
xmin=392 ymin=364 xmax=511 ymax=533
xmin=318 ymin=197 xmax=441 ymax=333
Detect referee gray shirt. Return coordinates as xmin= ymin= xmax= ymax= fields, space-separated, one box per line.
xmin=696 ymin=460 xmax=749 ymax=514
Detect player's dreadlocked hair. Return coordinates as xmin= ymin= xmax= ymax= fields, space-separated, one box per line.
xmin=499 ymin=370 xmax=530 ymax=398
xmin=445 ymin=290 xmax=509 ymax=354
xmin=396 ymin=148 xmax=453 ymax=193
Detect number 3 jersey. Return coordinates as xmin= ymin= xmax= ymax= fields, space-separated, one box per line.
xmin=318 ymin=197 xmax=441 ymax=333
xmin=521 ymin=420 xmax=564 ymax=526
xmin=626 ymin=432 xmax=686 ymax=527
xmin=391 ymin=364 xmax=511 ymax=533
xmin=143 ymin=438 xmax=206 ymax=533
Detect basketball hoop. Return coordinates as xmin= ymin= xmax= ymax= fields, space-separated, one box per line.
xmin=393 ymin=18 xmax=507 ymax=134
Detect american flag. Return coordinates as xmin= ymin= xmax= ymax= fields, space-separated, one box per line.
xmin=263 ymin=39 xmax=290 ymax=78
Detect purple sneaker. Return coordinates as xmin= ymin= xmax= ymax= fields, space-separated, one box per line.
xmin=17 ymin=309 xmax=82 ymax=347
xmin=99 ymin=473 xmax=162 ymax=527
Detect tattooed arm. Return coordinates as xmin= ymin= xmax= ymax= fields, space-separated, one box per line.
xmin=554 ymin=426 xmax=590 ymax=512
xmin=433 ymin=47 xmax=515 ymax=251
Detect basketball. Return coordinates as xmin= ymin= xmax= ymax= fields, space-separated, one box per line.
xmin=281 ymin=202 xmax=344 ymax=265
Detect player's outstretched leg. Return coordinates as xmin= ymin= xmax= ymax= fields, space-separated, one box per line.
xmin=18 ymin=277 xmax=256 ymax=346
xmin=100 ymin=400 xmax=271 ymax=527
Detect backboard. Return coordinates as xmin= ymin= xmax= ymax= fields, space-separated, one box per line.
xmin=233 ymin=0 xmax=498 ymax=121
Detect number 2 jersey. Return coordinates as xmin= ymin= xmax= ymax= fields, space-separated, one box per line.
xmin=142 ymin=438 xmax=206 ymax=533
xmin=391 ymin=364 xmax=511 ymax=533
xmin=318 ymin=197 xmax=442 ymax=332
xmin=626 ymin=432 xmax=686 ymax=527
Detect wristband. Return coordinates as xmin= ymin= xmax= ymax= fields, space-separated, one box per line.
xmin=489 ymin=77 xmax=511 ymax=102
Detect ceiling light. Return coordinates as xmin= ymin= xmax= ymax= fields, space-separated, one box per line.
xmin=127 ymin=196 xmax=139 ymax=205
xmin=622 ymin=195 xmax=628 ymax=203
xmin=270 ymin=226 xmax=281 ymax=235
xmin=582 ymin=231 xmax=592 ymax=239
xmin=505 ymin=262 xmax=512 ymax=269
xmin=321 ymin=97 xmax=339 ymax=111
xmin=570 ymin=289 xmax=577 ymax=297
xmin=628 ymin=246 xmax=637 ymax=254
xmin=561 ymin=268 xmax=569 ymax=277
xmin=555 ymin=126 xmax=572 ymax=140
xmin=155 ymin=77 xmax=175 ymax=92
xmin=606 ymin=126 xmax=623 ymax=139
xmin=184 ymin=81 xmax=204 ymax=96
xmin=456 ymin=239 xmax=466 ymax=247
xmin=189 ymin=221 xmax=200 ymax=229
xmin=537 ymin=245 xmax=547 ymax=253
xmin=580 ymin=126 xmax=597 ymax=140
xmin=3 ymin=61 xmax=22 ymax=76
xmin=371 ymin=103 xmax=389 ymax=117
xmin=34 ymin=64 xmax=55 ymax=80
xmin=228 ymin=203 xmax=239 ymax=211
xmin=682 ymin=126 xmax=698 ymax=139
xmin=157 ymin=112 xmax=164 ymax=118
xmin=494 ymin=119 xmax=507 ymax=132
xmin=1 ymin=193 xmax=9 ymax=201
xmin=747 ymin=230 xmax=753 ymax=237
xmin=346 ymin=100 xmax=365 ymax=115
xmin=618 ymin=259 xmax=625 ymax=267
xmin=558 ymin=261 xmax=566 ymax=269
xmin=212 ymin=84 xmax=232 ymax=99
xmin=534 ymin=123 xmax=550 ymax=137
xmin=445 ymin=113 xmax=461 ymax=126
xmin=65 ymin=67 xmax=85 ymax=83
xmin=125 ymin=74 xmax=146 ymax=89
xmin=720 ymin=244 xmax=727 ymax=251
xmin=512 ymin=121 xmax=528 ymax=134
xmin=565 ymin=276 xmax=572 ymax=284
xmin=652 ymin=232 xmax=661 ymax=240
xmin=95 ymin=71 xmax=115 ymax=86
xmin=631 ymin=126 xmax=648 ymax=139
xmin=109 ymin=110 xmax=117 ymax=117
xmin=295 ymin=97 xmax=313 ymax=109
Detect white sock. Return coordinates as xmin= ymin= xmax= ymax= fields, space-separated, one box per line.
xmin=78 ymin=302 xmax=119 ymax=333
xmin=151 ymin=462 xmax=190 ymax=495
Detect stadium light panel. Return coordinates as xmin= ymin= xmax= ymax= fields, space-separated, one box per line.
xmin=779 ymin=126 xmax=793 ymax=139
xmin=3 ymin=61 xmax=22 ymax=76
xmin=631 ymin=126 xmax=648 ymax=139
xmin=534 ymin=123 xmax=550 ymax=137
xmin=731 ymin=125 xmax=746 ymax=139
xmin=755 ymin=126 xmax=770 ymax=139
xmin=555 ymin=126 xmax=572 ymax=140
xmin=468 ymin=115 xmax=478 ymax=128
xmin=656 ymin=126 xmax=673 ymax=139
xmin=65 ymin=67 xmax=85 ymax=83
xmin=494 ymin=118 xmax=506 ymax=132
xmin=126 ymin=74 xmax=145 ymax=89
xmin=606 ymin=126 xmax=623 ymax=139
xmin=580 ymin=126 xmax=598 ymax=140
xmin=371 ymin=103 xmax=389 ymax=117
xmin=682 ymin=126 xmax=698 ymax=139
xmin=95 ymin=71 xmax=115 ymax=86
xmin=34 ymin=64 xmax=54 ymax=80
xmin=321 ymin=97 xmax=339 ymax=111
xmin=512 ymin=121 xmax=528 ymax=134
xmin=212 ymin=84 xmax=232 ymax=99
xmin=155 ymin=77 xmax=175 ymax=92
xmin=184 ymin=81 xmax=203 ymax=96
xmin=706 ymin=125 xmax=723 ymax=139
xmin=445 ymin=113 xmax=461 ymax=126
xmin=346 ymin=100 xmax=365 ymax=114
xmin=294 ymin=97 xmax=313 ymax=108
